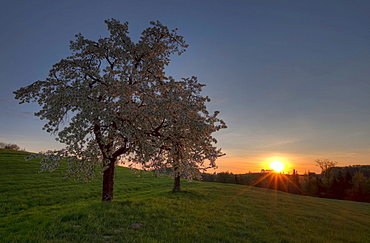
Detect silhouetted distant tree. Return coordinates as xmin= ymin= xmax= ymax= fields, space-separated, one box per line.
xmin=316 ymin=158 xmax=338 ymax=172
xmin=316 ymin=158 xmax=337 ymax=197
xmin=1 ymin=143 xmax=21 ymax=151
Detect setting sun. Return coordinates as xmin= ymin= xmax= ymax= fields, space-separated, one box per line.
xmin=269 ymin=160 xmax=285 ymax=172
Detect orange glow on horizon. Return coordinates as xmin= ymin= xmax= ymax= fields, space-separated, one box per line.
xmin=214 ymin=154 xmax=323 ymax=175
xmin=213 ymin=148 xmax=320 ymax=174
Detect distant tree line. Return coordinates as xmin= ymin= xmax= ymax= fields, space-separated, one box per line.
xmin=201 ymin=165 xmax=370 ymax=203
xmin=0 ymin=142 xmax=22 ymax=151
xmin=303 ymin=165 xmax=370 ymax=202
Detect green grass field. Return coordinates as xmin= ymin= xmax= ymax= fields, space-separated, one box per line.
xmin=1 ymin=148 xmax=370 ymax=242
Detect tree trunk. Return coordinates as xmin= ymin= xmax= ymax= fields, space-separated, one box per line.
xmin=173 ymin=169 xmax=181 ymax=192
xmin=102 ymin=159 xmax=115 ymax=201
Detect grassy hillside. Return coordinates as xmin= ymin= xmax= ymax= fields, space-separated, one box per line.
xmin=1 ymin=148 xmax=370 ymax=242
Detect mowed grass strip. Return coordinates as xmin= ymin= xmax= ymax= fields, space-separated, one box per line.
xmin=1 ymin=148 xmax=369 ymax=242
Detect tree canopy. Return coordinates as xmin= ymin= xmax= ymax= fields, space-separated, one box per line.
xmin=14 ymin=19 xmax=226 ymax=201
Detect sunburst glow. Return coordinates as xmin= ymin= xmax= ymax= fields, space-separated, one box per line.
xmin=269 ymin=160 xmax=285 ymax=172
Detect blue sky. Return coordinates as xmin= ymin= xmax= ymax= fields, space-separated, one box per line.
xmin=1 ymin=0 xmax=370 ymax=173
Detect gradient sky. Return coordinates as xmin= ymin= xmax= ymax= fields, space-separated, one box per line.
xmin=1 ymin=0 xmax=370 ymax=174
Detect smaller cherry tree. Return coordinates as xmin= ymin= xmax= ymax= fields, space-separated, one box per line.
xmin=140 ymin=77 xmax=227 ymax=192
